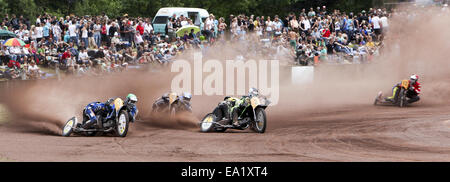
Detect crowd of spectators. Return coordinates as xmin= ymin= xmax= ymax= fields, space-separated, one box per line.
xmin=223 ymin=6 xmax=392 ymax=66
xmin=0 ymin=13 xmax=189 ymax=80
xmin=1 ymin=4 xmax=448 ymax=81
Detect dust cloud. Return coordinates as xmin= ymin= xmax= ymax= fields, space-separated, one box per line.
xmin=1 ymin=5 xmax=449 ymax=134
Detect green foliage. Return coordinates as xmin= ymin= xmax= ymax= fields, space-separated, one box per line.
xmin=0 ymin=0 xmax=8 ymax=15
xmin=5 ymin=0 xmax=39 ymax=20
xmin=73 ymin=0 xmax=123 ymax=18
xmin=0 ymin=0 xmax=381 ymax=21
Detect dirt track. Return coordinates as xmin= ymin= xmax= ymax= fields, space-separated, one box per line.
xmin=1 ymin=101 xmax=449 ymax=162
xmin=1 ymin=7 xmax=450 ymax=161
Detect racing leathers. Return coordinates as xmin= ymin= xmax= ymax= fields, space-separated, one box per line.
xmin=214 ymin=96 xmax=251 ymax=126
xmin=82 ymin=102 xmax=111 ymax=129
xmin=386 ymin=80 xmax=421 ymax=104
xmin=124 ymin=99 xmax=138 ymax=122
xmin=152 ymin=93 xmax=171 ymax=113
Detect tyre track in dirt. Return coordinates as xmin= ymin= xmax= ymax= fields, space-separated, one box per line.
xmin=1 ymin=7 xmax=450 ymax=161
xmin=0 ymin=101 xmax=449 ymax=161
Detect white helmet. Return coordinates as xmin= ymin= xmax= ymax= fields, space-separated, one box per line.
xmin=248 ymin=88 xmax=259 ymax=97
xmin=183 ymin=92 xmax=192 ymax=101
xmin=410 ymin=74 xmax=419 ymax=82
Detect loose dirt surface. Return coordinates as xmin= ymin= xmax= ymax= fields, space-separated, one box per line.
xmin=1 ymin=7 xmax=450 ymax=162
xmin=1 ymin=102 xmax=449 ymax=162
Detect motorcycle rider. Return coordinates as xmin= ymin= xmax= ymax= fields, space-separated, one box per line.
xmin=152 ymin=91 xmax=175 ymax=112
xmin=215 ymin=88 xmax=259 ymax=126
xmin=385 ymin=74 xmax=421 ymax=104
xmin=152 ymin=91 xmax=192 ymax=112
xmin=124 ymin=93 xmax=139 ymax=122
xmin=80 ymin=98 xmax=114 ymax=129
xmin=179 ymin=92 xmax=193 ymax=112
xmin=80 ymin=93 xmax=139 ymax=129
xmin=179 ymin=92 xmax=192 ymax=102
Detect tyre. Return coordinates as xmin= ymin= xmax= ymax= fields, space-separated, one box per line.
xmin=115 ymin=110 xmax=130 ymax=137
xmin=251 ymin=108 xmax=267 ymax=133
xmin=200 ymin=113 xmax=216 ymax=132
xmin=398 ymin=89 xmax=406 ymax=108
xmin=62 ymin=117 xmax=76 ymax=137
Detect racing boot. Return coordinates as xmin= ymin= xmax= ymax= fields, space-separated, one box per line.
xmin=231 ymin=112 xmax=240 ymax=127
xmin=82 ymin=119 xmax=96 ymax=129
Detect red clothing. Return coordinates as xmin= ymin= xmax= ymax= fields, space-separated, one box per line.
xmin=136 ymin=25 xmax=144 ymax=35
xmin=8 ymin=60 xmax=20 ymax=68
xmin=322 ymin=29 xmax=331 ymax=38
xmin=101 ymin=25 xmax=107 ymax=35
xmin=409 ymin=81 xmax=421 ymax=95
xmin=62 ymin=51 xmax=71 ymax=60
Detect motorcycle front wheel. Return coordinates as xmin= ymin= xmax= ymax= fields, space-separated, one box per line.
xmin=398 ymin=89 xmax=407 ymax=108
xmin=200 ymin=114 xmax=216 ymax=132
xmin=251 ymin=108 xmax=267 ymax=133
xmin=115 ymin=110 xmax=130 ymax=137
xmin=62 ymin=117 xmax=77 ymax=137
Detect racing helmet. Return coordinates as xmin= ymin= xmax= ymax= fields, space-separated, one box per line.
xmin=183 ymin=92 xmax=192 ymax=101
xmin=410 ymin=74 xmax=419 ymax=83
xmin=126 ymin=93 xmax=138 ymax=105
xmin=162 ymin=92 xmax=170 ymax=99
xmin=248 ymin=87 xmax=259 ymax=97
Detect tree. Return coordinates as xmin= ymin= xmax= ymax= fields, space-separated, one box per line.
xmin=0 ymin=0 xmax=381 ymax=21
xmin=5 ymin=0 xmax=38 ymax=21
xmin=0 ymin=0 xmax=8 ymax=18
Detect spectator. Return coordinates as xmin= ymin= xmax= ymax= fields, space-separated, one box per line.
xmin=68 ymin=20 xmax=78 ymax=47
xmin=371 ymin=13 xmax=382 ymax=40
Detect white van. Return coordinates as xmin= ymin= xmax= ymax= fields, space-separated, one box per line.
xmin=152 ymin=7 xmax=209 ymax=36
